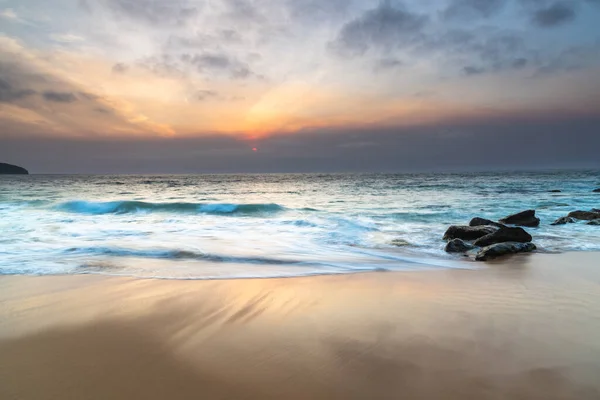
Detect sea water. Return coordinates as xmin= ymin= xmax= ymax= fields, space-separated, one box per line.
xmin=1 ymin=171 xmax=599 ymax=279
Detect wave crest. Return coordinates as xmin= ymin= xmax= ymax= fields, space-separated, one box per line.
xmin=66 ymin=247 xmax=302 ymax=265
xmin=56 ymin=200 xmax=285 ymax=215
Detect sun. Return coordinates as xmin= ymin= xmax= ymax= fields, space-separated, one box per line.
xmin=252 ymin=147 xmax=258 ymax=152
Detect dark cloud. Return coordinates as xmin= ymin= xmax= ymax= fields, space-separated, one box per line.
xmin=181 ymin=52 xmax=255 ymax=79
xmin=0 ymin=48 xmax=163 ymax=136
xmin=330 ymin=3 xmax=534 ymax=77
xmin=330 ymin=1 xmax=428 ymax=56
xmin=195 ymin=90 xmax=219 ymax=101
xmin=112 ymin=63 xmax=128 ymax=74
xmin=442 ymin=0 xmax=507 ymax=20
xmin=138 ymin=55 xmax=186 ymax=78
xmin=137 ymin=50 xmax=262 ymax=81
xmin=222 ymin=0 xmax=265 ymax=25
xmin=78 ymin=92 xmax=100 ymax=101
xmin=329 ymin=0 xmax=596 ymax=78
xmin=439 ymin=30 xmax=524 ymax=62
xmin=412 ymin=90 xmax=437 ymax=98
xmin=219 ymin=29 xmax=242 ymax=43
xmin=532 ymin=1 xmax=577 ymax=27
xmin=286 ymin=0 xmax=352 ymax=22
xmin=468 ymin=33 xmax=527 ymax=71
xmin=42 ymin=91 xmax=78 ymax=103
xmin=168 ymin=29 xmax=243 ymax=49
xmin=0 ymin=78 xmax=36 ymax=103
xmin=414 ymin=29 xmax=529 ymax=75
xmin=78 ymin=0 xmax=93 ymax=13
xmin=535 ymin=43 xmax=600 ymax=74
xmin=374 ymin=57 xmax=403 ymax=71
xmin=463 ymin=65 xmax=486 ymax=75
xmin=105 ymin=0 xmax=200 ymax=26
xmin=512 ymin=57 xmax=529 ymax=68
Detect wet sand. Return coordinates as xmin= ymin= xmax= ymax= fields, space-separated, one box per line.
xmin=1 ymin=252 xmax=600 ymax=399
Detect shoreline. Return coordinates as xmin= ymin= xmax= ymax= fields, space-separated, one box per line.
xmin=0 ymin=250 xmax=590 ymax=281
xmin=1 ymin=251 xmax=600 ymax=399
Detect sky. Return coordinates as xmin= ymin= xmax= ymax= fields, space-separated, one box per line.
xmin=1 ymin=0 xmax=599 ymax=173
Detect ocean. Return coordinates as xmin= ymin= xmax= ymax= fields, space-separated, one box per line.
xmin=1 ymin=171 xmax=599 ymax=279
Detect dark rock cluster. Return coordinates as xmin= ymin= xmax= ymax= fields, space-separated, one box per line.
xmin=475 ymin=242 xmax=537 ymax=262
xmin=442 ymin=210 xmax=538 ymax=261
xmin=498 ymin=210 xmax=540 ymax=227
xmin=441 ymin=201 xmax=600 ymax=261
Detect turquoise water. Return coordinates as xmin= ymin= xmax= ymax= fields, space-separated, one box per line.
xmin=1 ymin=172 xmax=599 ymax=279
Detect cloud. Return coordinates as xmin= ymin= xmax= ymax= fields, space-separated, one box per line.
xmin=168 ymin=29 xmax=243 ymax=49
xmin=0 ymin=8 xmax=20 ymax=22
xmin=286 ymin=0 xmax=353 ymax=22
xmin=330 ymin=3 xmax=533 ymax=77
xmin=219 ymin=29 xmax=242 ymax=43
xmin=112 ymin=63 xmax=129 ymax=74
xmin=374 ymin=57 xmax=403 ymax=71
xmin=42 ymin=91 xmax=78 ymax=103
xmin=408 ymin=28 xmax=530 ymax=76
xmin=0 ymin=8 xmax=35 ymax=25
xmin=78 ymin=0 xmax=93 ymax=13
xmin=442 ymin=0 xmax=507 ymax=20
xmin=0 ymin=0 xmax=599 ymax=149
xmin=0 ymin=36 xmax=175 ymax=138
xmin=463 ymin=66 xmax=486 ymax=75
xmin=50 ymin=34 xmax=86 ymax=43
xmin=0 ymin=78 xmax=36 ymax=103
xmin=535 ymin=43 xmax=600 ymax=74
xmin=221 ymin=0 xmax=265 ymax=25
xmin=189 ymin=89 xmax=244 ymax=102
xmin=330 ymin=1 xmax=428 ymax=57
xmin=532 ymin=1 xmax=577 ymax=27
xmin=182 ymin=52 xmax=256 ymax=79
xmin=138 ymin=51 xmax=260 ymax=81
xmin=104 ymin=0 xmax=200 ymax=26
xmin=412 ymin=90 xmax=437 ymax=98
xmin=512 ymin=57 xmax=528 ymax=69
xmin=138 ymin=55 xmax=186 ymax=78
xmin=195 ymin=90 xmax=219 ymax=101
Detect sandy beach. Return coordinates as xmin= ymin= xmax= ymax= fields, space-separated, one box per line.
xmin=1 ymin=252 xmax=600 ymax=399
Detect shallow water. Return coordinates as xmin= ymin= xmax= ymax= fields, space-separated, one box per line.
xmin=1 ymin=171 xmax=599 ymax=278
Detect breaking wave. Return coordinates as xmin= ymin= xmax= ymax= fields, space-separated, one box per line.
xmin=65 ymin=247 xmax=304 ymax=265
xmin=55 ymin=200 xmax=285 ymax=216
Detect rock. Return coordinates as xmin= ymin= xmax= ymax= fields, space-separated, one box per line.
xmin=443 ymin=225 xmax=498 ymax=241
xmin=587 ymin=220 xmax=600 ymax=226
xmin=593 ymin=189 xmax=600 ymax=193
xmin=0 ymin=162 xmax=28 ymax=175
xmin=445 ymin=239 xmax=476 ymax=253
xmin=548 ymin=190 xmax=562 ymax=193
xmin=593 ymin=209 xmax=600 ymax=213
xmin=473 ymin=226 xmax=533 ymax=247
xmin=475 ymin=242 xmax=536 ymax=261
xmin=499 ymin=210 xmax=540 ymax=227
xmin=551 ymin=216 xmax=576 ymax=226
xmin=469 ymin=217 xmax=505 ymax=229
xmin=568 ymin=210 xmax=600 ymax=221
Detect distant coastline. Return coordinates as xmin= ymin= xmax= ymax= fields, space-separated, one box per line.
xmin=0 ymin=163 xmax=29 ymax=175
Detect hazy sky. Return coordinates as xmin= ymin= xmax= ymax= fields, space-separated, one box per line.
xmin=1 ymin=0 xmax=599 ymax=173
